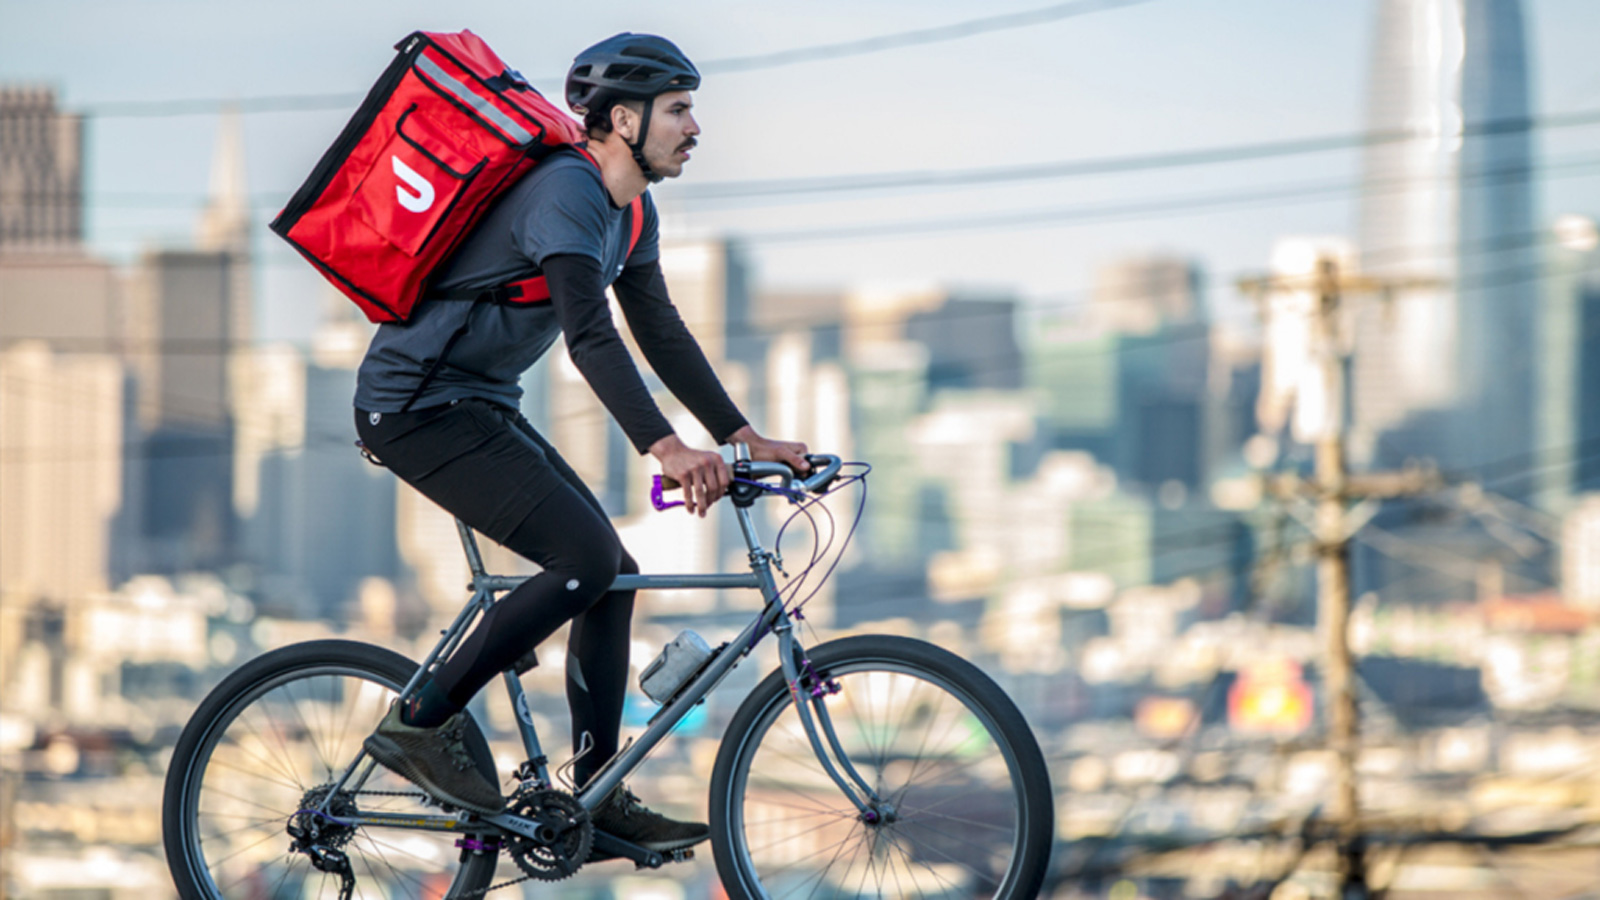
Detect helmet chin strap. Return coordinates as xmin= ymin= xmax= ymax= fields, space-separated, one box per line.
xmin=628 ymin=99 xmax=664 ymax=184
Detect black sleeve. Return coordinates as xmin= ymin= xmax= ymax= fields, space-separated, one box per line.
xmin=612 ymin=260 xmax=750 ymax=445
xmin=543 ymin=254 xmax=675 ymax=454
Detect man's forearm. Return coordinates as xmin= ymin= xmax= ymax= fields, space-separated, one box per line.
xmin=614 ymin=262 xmax=748 ymax=442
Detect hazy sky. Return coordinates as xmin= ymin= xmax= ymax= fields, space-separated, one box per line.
xmin=4 ymin=0 xmax=1599 ymax=342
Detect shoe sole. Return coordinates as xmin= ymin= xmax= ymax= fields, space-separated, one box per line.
xmin=362 ymin=733 xmax=504 ymax=816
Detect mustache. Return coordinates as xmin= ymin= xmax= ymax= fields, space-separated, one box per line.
xmin=677 ymin=137 xmax=697 ymax=152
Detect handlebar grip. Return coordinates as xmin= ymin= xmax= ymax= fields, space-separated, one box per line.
xmin=657 ymin=454 xmax=843 ymax=498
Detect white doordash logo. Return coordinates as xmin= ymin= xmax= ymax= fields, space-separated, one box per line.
xmin=392 ymin=156 xmax=435 ymax=213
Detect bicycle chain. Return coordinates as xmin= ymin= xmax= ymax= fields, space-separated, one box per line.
xmin=336 ymin=788 xmax=550 ymax=898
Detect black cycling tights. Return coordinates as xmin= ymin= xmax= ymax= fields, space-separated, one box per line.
xmin=430 ymin=484 xmax=638 ymax=784
xmin=356 ymin=399 xmax=636 ymax=787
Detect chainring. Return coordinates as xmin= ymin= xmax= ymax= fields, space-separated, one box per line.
xmin=503 ymin=788 xmax=593 ymax=882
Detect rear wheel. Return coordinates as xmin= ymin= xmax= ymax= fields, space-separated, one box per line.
xmin=162 ymin=639 xmax=499 ymax=899
xmin=709 ymin=635 xmax=1054 ymax=899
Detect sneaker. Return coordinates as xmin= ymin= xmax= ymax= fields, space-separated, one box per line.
xmin=589 ymin=784 xmax=709 ymax=853
xmin=363 ymin=702 xmax=504 ymax=816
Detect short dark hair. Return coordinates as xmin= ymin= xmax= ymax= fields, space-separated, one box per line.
xmin=584 ymin=97 xmax=643 ymax=138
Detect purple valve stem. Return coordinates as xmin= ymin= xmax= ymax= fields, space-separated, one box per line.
xmin=651 ymin=475 xmax=685 ymax=512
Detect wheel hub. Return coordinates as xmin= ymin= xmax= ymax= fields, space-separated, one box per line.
xmin=862 ymin=802 xmax=898 ymax=826
xmin=289 ymin=783 xmax=360 ymax=850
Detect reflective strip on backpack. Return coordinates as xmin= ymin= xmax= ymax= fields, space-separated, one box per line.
xmin=415 ymin=53 xmax=534 ymax=145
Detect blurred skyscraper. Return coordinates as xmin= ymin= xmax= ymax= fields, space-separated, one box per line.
xmin=1091 ymin=257 xmax=1199 ymax=336
xmin=0 ymin=86 xmax=124 ymax=620
xmin=1030 ymin=257 xmax=1212 ymax=493
xmin=116 ymin=113 xmax=253 ymax=576
xmin=1353 ymin=0 xmax=1539 ymax=481
xmin=237 ymin=302 xmax=402 ymax=620
xmin=0 ymin=86 xmax=82 ymax=249
xmin=1537 ymin=216 xmax=1600 ymax=508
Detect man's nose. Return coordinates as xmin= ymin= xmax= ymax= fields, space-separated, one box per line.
xmin=686 ymin=113 xmax=701 ymax=136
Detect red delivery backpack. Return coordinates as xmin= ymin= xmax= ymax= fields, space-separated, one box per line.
xmin=271 ymin=30 xmax=612 ymax=323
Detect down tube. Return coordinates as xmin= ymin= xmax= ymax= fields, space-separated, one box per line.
xmin=578 ymin=577 xmax=785 ymax=807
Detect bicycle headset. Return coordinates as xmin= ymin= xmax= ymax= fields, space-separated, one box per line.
xmin=565 ymin=33 xmax=701 ymax=184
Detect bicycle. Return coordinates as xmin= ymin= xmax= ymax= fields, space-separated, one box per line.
xmin=162 ymin=448 xmax=1055 ymax=899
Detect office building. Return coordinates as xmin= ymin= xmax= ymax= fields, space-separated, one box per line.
xmin=117 ymin=114 xmax=255 ymax=574
xmin=0 ymin=86 xmax=82 ymax=249
xmin=1536 ymin=216 xmax=1600 ymax=508
xmin=1352 ymin=0 xmax=1539 ymax=477
xmin=0 ymin=343 xmax=124 ymax=606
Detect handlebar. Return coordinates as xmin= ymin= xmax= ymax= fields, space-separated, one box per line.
xmin=653 ymin=453 xmax=844 ymax=511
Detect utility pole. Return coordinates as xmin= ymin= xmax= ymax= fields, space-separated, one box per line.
xmin=1242 ymin=257 xmax=1443 ymax=900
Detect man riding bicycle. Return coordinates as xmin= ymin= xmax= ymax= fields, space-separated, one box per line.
xmin=352 ymin=32 xmax=808 ymax=855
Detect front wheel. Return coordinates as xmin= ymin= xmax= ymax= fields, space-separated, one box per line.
xmin=710 ymin=635 xmax=1054 ymax=899
xmin=162 ymin=639 xmax=499 ymax=899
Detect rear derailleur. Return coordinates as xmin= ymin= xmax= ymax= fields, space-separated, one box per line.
xmin=286 ymin=784 xmax=358 ymax=900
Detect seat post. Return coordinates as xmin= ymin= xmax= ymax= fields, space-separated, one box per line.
xmin=456 ymin=518 xmax=487 ymax=580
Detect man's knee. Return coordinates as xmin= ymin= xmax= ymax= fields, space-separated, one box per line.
xmin=563 ymin=539 xmax=623 ymax=600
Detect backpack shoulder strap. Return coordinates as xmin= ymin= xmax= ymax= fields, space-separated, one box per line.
xmin=444 ymin=191 xmax=644 ymax=308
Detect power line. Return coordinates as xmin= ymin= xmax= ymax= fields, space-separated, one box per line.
xmin=29 ymin=107 xmax=1600 ymax=211
xmin=68 ymin=0 xmax=1155 ymax=119
xmin=699 ymin=0 xmax=1156 ymax=73
xmin=1 ymin=227 xmax=1586 ymax=425
xmin=727 ymin=151 xmax=1600 ymax=245
xmin=667 ymin=108 xmax=1600 ymax=202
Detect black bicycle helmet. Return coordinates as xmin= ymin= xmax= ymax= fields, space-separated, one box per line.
xmin=565 ymin=32 xmax=700 ymax=113
xmin=566 ymin=33 xmax=700 ymax=183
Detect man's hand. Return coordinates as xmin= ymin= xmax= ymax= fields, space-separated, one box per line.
xmin=649 ymin=433 xmax=730 ymax=518
xmin=728 ymin=425 xmax=811 ymax=474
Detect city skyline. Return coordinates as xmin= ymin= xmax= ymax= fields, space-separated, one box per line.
xmin=8 ymin=3 xmax=1600 ymax=899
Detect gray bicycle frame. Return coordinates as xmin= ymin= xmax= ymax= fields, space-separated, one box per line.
xmin=316 ymin=454 xmax=884 ymax=838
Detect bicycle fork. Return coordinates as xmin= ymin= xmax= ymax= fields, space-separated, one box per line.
xmin=774 ymin=621 xmax=894 ymax=825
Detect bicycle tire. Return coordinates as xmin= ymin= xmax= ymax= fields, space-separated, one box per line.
xmin=162 ymin=639 xmax=500 ymax=899
xmin=709 ymin=635 xmax=1054 ymax=899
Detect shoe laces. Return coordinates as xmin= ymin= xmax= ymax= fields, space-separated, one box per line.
xmin=438 ymin=720 xmax=476 ymax=772
xmin=614 ymin=786 xmax=656 ymax=821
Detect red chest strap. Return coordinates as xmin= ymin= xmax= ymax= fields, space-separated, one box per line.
xmin=499 ymin=192 xmax=645 ymax=305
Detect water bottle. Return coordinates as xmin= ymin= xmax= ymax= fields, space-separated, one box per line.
xmin=639 ymin=630 xmax=714 ymax=704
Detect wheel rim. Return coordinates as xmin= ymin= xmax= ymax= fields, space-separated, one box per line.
xmin=175 ymin=664 xmax=485 ymax=899
xmin=724 ymin=659 xmax=1033 ymax=899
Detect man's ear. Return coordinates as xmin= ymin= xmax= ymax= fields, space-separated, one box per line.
xmin=610 ymin=103 xmax=638 ymax=143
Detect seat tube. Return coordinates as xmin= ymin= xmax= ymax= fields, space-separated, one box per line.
xmin=456 ymin=518 xmax=487 ymax=580
xmin=501 ymin=671 xmax=551 ymax=786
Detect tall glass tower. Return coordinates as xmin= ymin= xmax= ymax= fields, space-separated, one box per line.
xmin=1352 ymin=0 xmax=1537 ymax=481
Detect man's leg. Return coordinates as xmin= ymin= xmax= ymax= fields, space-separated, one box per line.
xmin=353 ymin=400 xmax=624 ymax=814
xmin=565 ymin=556 xmax=636 ymax=788
xmin=504 ymin=416 xmax=710 ymax=853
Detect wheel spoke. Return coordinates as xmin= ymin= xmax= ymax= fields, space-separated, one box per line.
xmin=169 ymin=651 xmax=491 ymax=900
xmin=723 ymin=642 xmax=1048 ymax=900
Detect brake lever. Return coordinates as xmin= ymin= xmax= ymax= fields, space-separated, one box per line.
xmin=651 ymin=475 xmax=686 ymax=512
xmin=796 ymin=455 xmax=843 ymax=493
